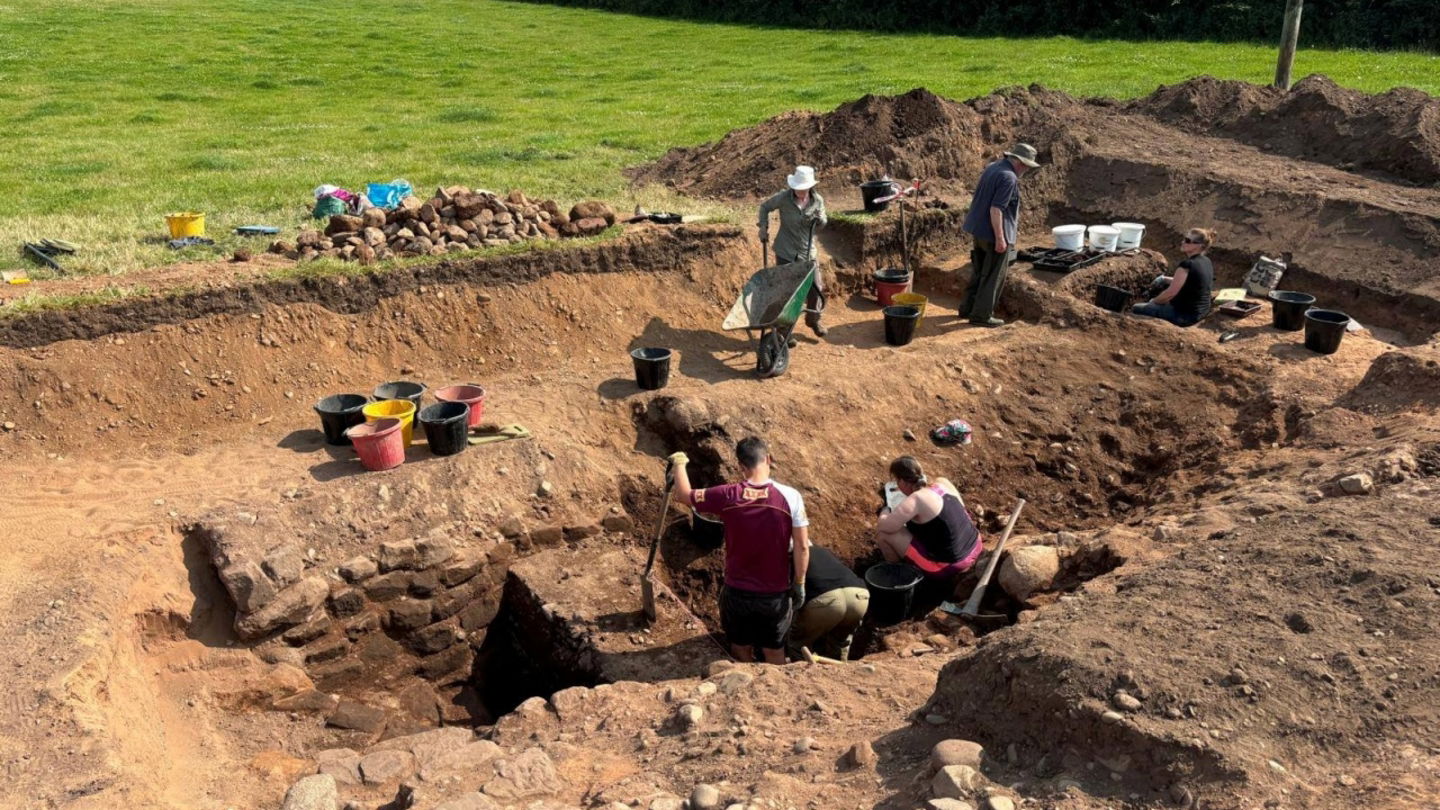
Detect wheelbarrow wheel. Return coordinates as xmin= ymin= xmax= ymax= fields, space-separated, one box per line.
xmin=756 ymin=329 xmax=790 ymax=378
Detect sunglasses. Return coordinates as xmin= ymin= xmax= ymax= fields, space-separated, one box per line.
xmin=1182 ymin=237 xmax=1202 ymax=244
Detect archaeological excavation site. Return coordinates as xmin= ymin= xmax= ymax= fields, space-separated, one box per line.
xmin=1 ymin=77 xmax=1438 ymax=810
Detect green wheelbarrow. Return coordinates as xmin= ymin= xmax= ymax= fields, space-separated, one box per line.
xmin=722 ymin=257 xmax=817 ymax=378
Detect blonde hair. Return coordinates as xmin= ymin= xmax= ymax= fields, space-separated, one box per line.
xmin=1187 ymin=228 xmax=1216 ymax=251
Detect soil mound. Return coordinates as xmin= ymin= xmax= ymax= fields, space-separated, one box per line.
xmin=1132 ymin=74 xmax=1440 ymax=185
xmin=629 ymin=86 xmax=1082 ymax=200
xmin=1339 ymin=349 xmax=1440 ymax=413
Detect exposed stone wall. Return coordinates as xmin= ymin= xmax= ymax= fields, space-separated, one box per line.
xmin=193 ymin=509 xmax=636 ymax=735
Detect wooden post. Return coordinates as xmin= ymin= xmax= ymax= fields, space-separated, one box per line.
xmin=1274 ymin=0 xmax=1304 ymax=90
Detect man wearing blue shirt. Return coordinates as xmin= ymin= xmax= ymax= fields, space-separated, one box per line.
xmin=960 ymin=143 xmax=1040 ymax=327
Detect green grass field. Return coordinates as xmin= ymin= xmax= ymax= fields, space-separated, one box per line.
xmin=3 ymin=0 xmax=1437 ymax=278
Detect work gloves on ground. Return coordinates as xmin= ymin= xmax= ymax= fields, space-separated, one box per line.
xmin=790 ymin=582 xmax=805 ymax=606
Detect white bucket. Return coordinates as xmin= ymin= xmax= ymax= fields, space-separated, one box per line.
xmin=1112 ymin=222 xmax=1145 ymax=249
xmin=1088 ymin=225 xmax=1120 ymax=252
xmin=1052 ymin=224 xmax=1085 ymax=251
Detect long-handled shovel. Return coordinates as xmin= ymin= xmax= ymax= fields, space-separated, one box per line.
xmin=943 ymin=498 xmax=1026 ymax=623
xmin=640 ymin=463 xmax=677 ymax=622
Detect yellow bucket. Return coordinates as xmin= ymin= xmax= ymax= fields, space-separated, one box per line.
xmin=363 ymin=399 xmax=416 ymax=447
xmin=892 ymin=292 xmax=928 ymax=326
xmin=165 ymin=212 xmax=206 ymax=239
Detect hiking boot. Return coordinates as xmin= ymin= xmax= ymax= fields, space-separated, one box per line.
xmin=969 ymin=317 xmax=1005 ymax=328
xmin=810 ymin=322 xmax=828 ymax=337
xmin=787 ymin=336 xmax=798 ymax=348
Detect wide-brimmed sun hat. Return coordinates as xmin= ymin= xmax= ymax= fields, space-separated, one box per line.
xmin=786 ymin=165 xmax=818 ymax=190
xmin=1004 ymin=143 xmax=1041 ymax=168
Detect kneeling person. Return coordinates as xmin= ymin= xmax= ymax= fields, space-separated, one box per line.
xmin=790 ymin=545 xmax=868 ymax=661
xmin=670 ymin=437 xmax=810 ymax=664
xmin=874 ymin=456 xmax=982 ymax=578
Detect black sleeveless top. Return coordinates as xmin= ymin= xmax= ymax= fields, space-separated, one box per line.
xmin=1173 ymin=255 xmax=1214 ymax=324
xmin=905 ymin=486 xmax=980 ymax=563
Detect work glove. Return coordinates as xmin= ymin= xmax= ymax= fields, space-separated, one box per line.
xmin=790 ymin=581 xmax=805 ymax=606
xmin=666 ymin=451 xmax=689 ymax=468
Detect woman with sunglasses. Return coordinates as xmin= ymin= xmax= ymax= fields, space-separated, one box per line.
xmin=1132 ymin=228 xmax=1215 ymax=326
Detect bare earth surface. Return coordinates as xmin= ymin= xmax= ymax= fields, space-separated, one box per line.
xmin=1 ymin=77 xmax=1439 ymax=810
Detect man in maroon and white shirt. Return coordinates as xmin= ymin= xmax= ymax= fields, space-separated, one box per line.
xmin=670 ymin=437 xmax=810 ymax=664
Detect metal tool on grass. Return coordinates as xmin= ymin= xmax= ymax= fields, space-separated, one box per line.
xmin=641 ymin=459 xmax=678 ymax=622
xmin=943 ymin=498 xmax=1026 ymax=623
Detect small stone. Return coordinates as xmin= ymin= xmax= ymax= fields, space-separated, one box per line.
xmin=677 ymin=703 xmax=703 ymax=726
xmin=537 ymin=480 xmax=554 ymax=497
xmin=339 ymin=553 xmax=380 ymax=579
xmin=1336 ymin=774 xmax=1356 ymax=787
xmin=932 ymin=764 xmax=980 ymax=799
xmin=1 ymin=422 xmax=14 ymax=431
xmin=927 ymin=801 xmax=975 ymax=810
xmin=982 ymin=798 xmax=1014 ymax=810
xmin=327 ymin=700 xmax=386 ymax=734
xmin=843 ymin=740 xmax=877 ymax=770
xmin=931 ymin=739 xmax=984 ymax=770
xmin=280 ymin=774 xmax=338 ymax=810
xmin=690 ymin=784 xmax=722 ymax=810
xmin=903 ymin=429 xmax=917 ymax=442
xmin=650 ymin=798 xmax=683 ymax=810
xmin=1338 ymin=473 xmax=1374 ymax=495
xmin=1267 ymin=759 xmax=1286 ymax=774
xmin=925 ymin=713 xmax=948 ymax=726
xmin=1101 ymin=711 xmax=1125 ymax=724
xmin=1112 ymin=692 xmax=1143 ymax=712
xmin=792 ymin=737 xmax=816 ymax=754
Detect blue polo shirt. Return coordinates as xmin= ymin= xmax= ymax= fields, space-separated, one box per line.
xmin=962 ymin=159 xmax=1020 ymax=245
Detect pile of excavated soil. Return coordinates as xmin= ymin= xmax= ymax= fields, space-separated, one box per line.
xmin=629 ymin=86 xmax=1084 ymax=200
xmin=1132 ymin=74 xmax=1440 ymax=186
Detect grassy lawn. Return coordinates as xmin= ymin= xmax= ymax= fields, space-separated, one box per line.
xmin=2 ymin=0 xmax=1437 ymax=277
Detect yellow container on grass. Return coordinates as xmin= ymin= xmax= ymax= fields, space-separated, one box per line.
xmin=891 ymin=292 xmax=928 ymax=326
xmin=165 ymin=212 xmax=206 ymax=239
xmin=363 ymin=399 xmax=416 ymax=447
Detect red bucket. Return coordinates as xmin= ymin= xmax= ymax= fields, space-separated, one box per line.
xmin=434 ymin=383 xmax=486 ymax=428
xmin=874 ymin=269 xmax=912 ymax=307
xmin=346 ymin=417 xmax=405 ymax=471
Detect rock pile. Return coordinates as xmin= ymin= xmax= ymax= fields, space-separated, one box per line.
xmin=267 ymin=188 xmax=618 ymax=263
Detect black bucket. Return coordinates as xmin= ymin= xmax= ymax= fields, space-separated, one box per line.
xmin=864 ymin=562 xmax=923 ymax=626
xmin=418 ymin=401 xmax=470 ymax=456
xmin=374 ymin=380 xmax=427 ymax=410
xmin=1303 ymin=309 xmax=1350 ymax=355
xmin=883 ymin=305 xmax=922 ymax=346
xmin=690 ymin=511 xmax=724 ymax=549
xmin=860 ymin=180 xmax=895 ymax=213
xmin=313 ymin=393 xmax=369 ymax=446
xmin=1269 ymin=290 xmax=1316 ymax=331
xmin=1095 ymin=284 xmax=1134 ymax=313
xmin=631 ymin=347 xmax=672 ymax=390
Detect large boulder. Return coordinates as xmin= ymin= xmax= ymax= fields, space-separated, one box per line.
xmin=997 ymin=546 xmax=1061 ymax=602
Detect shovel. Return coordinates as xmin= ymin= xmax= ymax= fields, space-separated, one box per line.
xmin=943 ymin=498 xmax=1026 ymax=623
xmin=641 ymin=461 xmax=677 ymax=622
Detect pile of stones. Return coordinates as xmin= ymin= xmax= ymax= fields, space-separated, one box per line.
xmin=268 ymin=187 xmax=618 ymax=263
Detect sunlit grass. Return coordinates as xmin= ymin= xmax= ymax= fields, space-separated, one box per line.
xmin=2 ymin=0 xmax=1436 ymax=277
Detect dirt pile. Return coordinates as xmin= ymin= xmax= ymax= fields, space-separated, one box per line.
xmin=630 ymin=86 xmax=1083 ymax=200
xmin=267 ymin=188 xmax=618 ymax=264
xmin=1132 ymin=74 xmax=1440 ymax=186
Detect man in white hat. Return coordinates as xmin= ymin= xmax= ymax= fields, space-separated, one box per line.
xmin=758 ymin=165 xmax=828 ymax=336
xmin=960 ymin=143 xmax=1040 ymax=327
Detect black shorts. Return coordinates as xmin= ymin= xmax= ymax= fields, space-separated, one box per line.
xmin=721 ymin=586 xmax=793 ymax=650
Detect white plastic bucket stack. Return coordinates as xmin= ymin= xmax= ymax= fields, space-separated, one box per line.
xmin=1052 ymin=224 xmax=1085 ymax=250
xmin=1088 ymin=225 xmax=1120 ymax=252
xmin=1112 ymin=222 xmax=1145 ymax=249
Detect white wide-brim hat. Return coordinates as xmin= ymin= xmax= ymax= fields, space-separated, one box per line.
xmin=786 ymin=165 xmax=818 ymax=190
